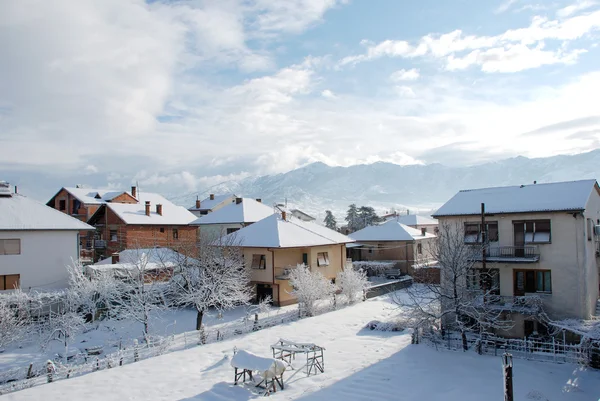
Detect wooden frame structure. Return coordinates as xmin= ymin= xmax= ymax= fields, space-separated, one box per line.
xmin=231 ymin=350 xmax=286 ymax=396
xmin=271 ymin=339 xmax=325 ymax=377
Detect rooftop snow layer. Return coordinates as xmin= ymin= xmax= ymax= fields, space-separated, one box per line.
xmin=106 ymin=192 xmax=197 ymax=225
xmin=349 ymin=220 xmax=436 ymax=242
xmin=61 ymin=187 xmax=131 ymax=205
xmin=189 ymin=194 xmax=235 ymax=211
xmin=433 ymin=179 xmax=598 ymax=217
xmin=222 ymin=214 xmax=354 ymax=248
xmin=192 ymin=198 xmax=275 ymax=225
xmin=0 ymin=194 xmax=94 ymax=231
xmin=385 ymin=214 xmax=438 ymax=226
xmin=95 ymin=247 xmax=190 ymax=266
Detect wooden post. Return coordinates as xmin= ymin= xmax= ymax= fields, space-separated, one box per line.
xmin=26 ymin=363 xmax=33 ymax=379
xmin=133 ymin=339 xmax=139 ymax=362
xmin=46 ymin=361 xmax=54 ymax=383
xmin=502 ymin=353 xmax=514 ymax=401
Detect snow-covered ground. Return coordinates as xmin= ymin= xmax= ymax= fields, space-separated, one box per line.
xmin=4 ymin=292 xmax=600 ymax=401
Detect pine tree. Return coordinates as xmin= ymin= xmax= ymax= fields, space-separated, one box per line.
xmin=358 ymin=206 xmax=381 ymax=229
xmin=324 ymin=210 xmax=337 ymax=230
xmin=345 ymin=204 xmax=360 ymax=232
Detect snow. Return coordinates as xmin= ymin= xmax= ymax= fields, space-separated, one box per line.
xmin=385 ymin=214 xmax=438 ymax=226
xmin=0 ymin=194 xmax=94 ymax=231
xmin=93 ymin=247 xmax=190 ymax=266
xmin=189 ymin=194 xmax=235 ymax=211
xmin=434 ymin=179 xmax=597 ymax=217
xmin=222 ymin=214 xmax=354 ymax=248
xmin=58 ymin=187 xmax=132 ymax=205
xmin=349 ymin=220 xmax=436 ymax=242
xmin=106 ymin=192 xmax=197 ymax=225
xmin=191 ymin=198 xmax=275 ymax=225
xmin=230 ymin=350 xmax=286 ymax=377
xmin=4 ymin=292 xmax=600 ymax=401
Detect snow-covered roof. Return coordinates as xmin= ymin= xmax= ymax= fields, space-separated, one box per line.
xmin=433 ymin=179 xmax=598 ymax=217
xmin=189 ymin=194 xmax=236 ymax=211
xmin=191 ymin=198 xmax=275 ymax=225
xmin=222 ymin=214 xmax=354 ymax=248
xmin=56 ymin=187 xmax=132 ymax=205
xmin=94 ymin=247 xmax=191 ymax=266
xmin=349 ymin=220 xmax=436 ymax=242
xmin=385 ymin=214 xmax=438 ymax=226
xmin=290 ymin=209 xmax=316 ymax=221
xmin=103 ymin=192 xmax=197 ymax=225
xmin=0 ymin=193 xmax=94 ymax=231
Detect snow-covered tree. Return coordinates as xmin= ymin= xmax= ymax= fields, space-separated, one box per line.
xmin=337 ymin=268 xmax=370 ymax=304
xmin=324 ymin=210 xmax=337 ymax=230
xmin=288 ymin=264 xmax=336 ymax=317
xmin=345 ymin=204 xmax=360 ymax=232
xmin=358 ymin=206 xmax=381 ymax=229
xmin=169 ymin=236 xmax=252 ymax=330
xmin=0 ymin=290 xmax=30 ymax=349
xmin=398 ymin=222 xmax=516 ymax=350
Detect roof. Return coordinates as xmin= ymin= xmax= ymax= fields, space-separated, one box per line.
xmin=191 ymin=198 xmax=275 ymax=225
xmin=349 ymin=220 xmax=436 ymax=242
xmin=52 ymin=187 xmax=132 ymax=205
xmin=385 ymin=214 xmax=438 ymax=226
xmin=189 ymin=194 xmax=236 ymax=211
xmin=0 ymin=193 xmax=94 ymax=231
xmin=433 ymin=179 xmax=598 ymax=217
xmin=221 ymin=214 xmax=354 ymax=248
xmin=290 ymin=209 xmax=316 ymax=221
xmin=94 ymin=247 xmax=190 ymax=266
xmin=102 ymin=192 xmax=197 ymax=225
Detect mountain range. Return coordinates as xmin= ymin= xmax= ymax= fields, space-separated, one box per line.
xmin=171 ymin=149 xmax=600 ymax=222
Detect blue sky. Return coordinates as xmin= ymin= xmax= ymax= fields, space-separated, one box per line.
xmin=1 ymin=0 xmax=600 ymax=198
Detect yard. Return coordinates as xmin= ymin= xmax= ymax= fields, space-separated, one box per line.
xmin=3 ymin=291 xmax=600 ymax=401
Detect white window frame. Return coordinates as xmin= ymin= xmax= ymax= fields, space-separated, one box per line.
xmin=317 ymin=252 xmax=330 ymax=267
xmin=0 ymin=239 xmax=21 ymax=255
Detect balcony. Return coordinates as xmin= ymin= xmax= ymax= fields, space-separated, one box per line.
xmin=474 ymin=294 xmax=543 ymax=315
xmin=94 ymin=240 xmax=107 ymax=249
xmin=470 ymin=246 xmax=539 ymax=263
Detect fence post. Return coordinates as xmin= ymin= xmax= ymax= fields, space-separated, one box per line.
xmin=133 ymin=339 xmax=139 ymax=362
xmin=253 ymin=314 xmax=259 ymax=332
xmin=502 ymin=353 xmax=514 ymax=401
xmin=26 ymin=363 xmax=33 ymax=380
xmin=552 ymin=337 xmax=556 ymax=363
xmin=46 ymin=361 xmax=54 ymax=383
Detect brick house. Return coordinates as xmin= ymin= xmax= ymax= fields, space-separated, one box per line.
xmin=87 ymin=192 xmax=198 ymax=261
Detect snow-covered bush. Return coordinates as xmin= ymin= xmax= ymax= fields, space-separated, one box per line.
xmin=352 ymin=261 xmax=396 ymax=277
xmin=365 ymin=320 xmax=406 ymax=332
xmin=337 ymin=268 xmax=369 ymax=303
xmin=0 ymin=290 xmax=30 ymax=349
xmin=288 ymin=264 xmax=336 ymax=317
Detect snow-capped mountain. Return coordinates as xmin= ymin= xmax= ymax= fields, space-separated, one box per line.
xmin=175 ymin=149 xmax=600 ymax=222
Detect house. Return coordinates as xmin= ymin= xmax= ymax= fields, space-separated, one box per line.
xmin=191 ymin=198 xmax=275 ymax=239
xmin=274 ymin=205 xmax=316 ymax=222
xmin=188 ymin=193 xmax=237 ymax=217
xmin=385 ymin=213 xmax=438 ymax=234
xmin=87 ymin=192 xmax=198 ymax=261
xmin=220 ymin=212 xmax=354 ymax=306
xmin=347 ymin=219 xmax=437 ymax=277
xmin=433 ymin=179 xmax=600 ymax=338
xmin=46 ymin=186 xmax=139 ymax=261
xmin=0 ymin=181 xmax=94 ymax=290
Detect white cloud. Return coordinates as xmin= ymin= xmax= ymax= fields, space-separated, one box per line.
xmin=84 ymin=165 xmax=99 ymax=174
xmin=321 ymin=89 xmax=337 ymax=98
xmin=557 ymin=0 xmax=597 ymax=18
xmin=495 ymin=0 xmax=520 ymax=14
xmin=390 ymin=68 xmax=420 ymax=81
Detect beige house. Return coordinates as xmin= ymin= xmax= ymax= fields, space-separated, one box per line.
xmin=221 ymin=212 xmax=354 ymax=306
xmin=433 ymin=179 xmax=600 ymax=338
xmin=191 ymin=198 xmax=275 ymax=239
xmin=188 ymin=193 xmax=237 ymax=217
xmin=348 ymin=219 xmax=436 ymax=275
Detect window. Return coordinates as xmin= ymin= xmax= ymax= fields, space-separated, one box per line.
xmin=251 ymin=254 xmax=266 ymax=269
xmin=317 ymin=252 xmax=330 ymax=267
xmin=59 ymin=199 xmax=66 ymax=211
xmin=110 ymin=230 xmax=118 ymax=242
xmin=226 ymin=228 xmax=240 ymax=235
xmin=520 ymin=220 xmax=551 ymax=243
xmin=417 ymin=243 xmax=422 ymax=254
xmin=200 ymin=211 xmax=208 ymax=215
xmin=72 ymin=199 xmax=82 ymax=214
xmin=467 ymin=269 xmax=500 ymax=295
xmin=464 ymin=222 xmax=498 ymax=243
xmin=0 ymin=239 xmax=21 ymax=255
xmin=588 ymin=218 xmax=594 ymax=241
xmin=173 ymin=229 xmax=179 ymax=239
xmin=160 ymin=227 xmax=165 ymax=233
xmin=0 ymin=274 xmax=20 ymax=290
xmin=514 ymin=270 xmax=551 ymax=295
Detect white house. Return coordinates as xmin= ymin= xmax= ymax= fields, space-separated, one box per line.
xmin=188 ymin=193 xmax=237 ymax=217
xmin=0 ymin=182 xmax=94 ymax=290
xmin=191 ymin=198 xmax=276 ymax=238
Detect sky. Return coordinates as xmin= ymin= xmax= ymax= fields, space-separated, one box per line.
xmin=1 ymin=0 xmax=600 ymax=199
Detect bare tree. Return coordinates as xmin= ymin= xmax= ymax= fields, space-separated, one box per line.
xmin=398 ymin=222 xmax=513 ymax=350
xmin=169 ymin=235 xmax=252 ymax=331
xmin=288 ymin=264 xmax=336 ymax=317
xmin=0 ymin=290 xmax=30 ymax=350
xmin=337 ymin=267 xmax=370 ymax=304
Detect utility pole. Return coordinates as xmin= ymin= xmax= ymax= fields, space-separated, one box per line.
xmin=502 ymin=353 xmax=514 ymax=401
xmin=481 ymin=202 xmax=489 ymax=304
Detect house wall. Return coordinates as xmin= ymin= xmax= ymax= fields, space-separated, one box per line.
xmin=199 ymin=224 xmax=245 ymax=240
xmin=583 ymin=188 xmax=600 ymax=317
xmin=0 ymin=230 xmax=80 ymax=290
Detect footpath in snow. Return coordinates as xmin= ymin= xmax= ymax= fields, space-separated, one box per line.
xmin=4 ymin=293 xmax=600 ymax=401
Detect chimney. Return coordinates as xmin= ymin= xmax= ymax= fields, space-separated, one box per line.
xmin=195 ymin=196 xmax=200 ymax=209
xmin=111 ymin=253 xmax=120 ymax=264
xmin=533 ymin=180 xmax=537 ymax=184
xmin=236 ymin=197 xmax=242 ymax=205
xmin=210 ymin=194 xmax=215 ymax=200
xmin=255 ymin=198 xmax=262 ymax=203
xmin=131 ymin=186 xmax=137 ymax=198
xmin=407 ymin=209 xmax=410 ymax=215
xmin=145 ymin=201 xmax=150 ymax=216
xmin=14 ymin=186 xmax=17 ymax=194
xmin=282 ymin=211 xmax=287 ymax=221
xmin=156 ymin=204 xmax=163 ymax=216
xmin=421 ymin=228 xmax=427 ymax=236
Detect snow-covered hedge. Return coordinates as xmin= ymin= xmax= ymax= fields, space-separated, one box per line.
xmin=364 ymin=320 xmax=406 ymax=332
xmin=352 ymin=261 xmax=397 ymax=277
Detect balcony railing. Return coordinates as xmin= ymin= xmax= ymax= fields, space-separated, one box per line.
xmin=94 ymin=240 xmax=107 ymax=249
xmin=470 ymin=246 xmax=539 ymax=263
xmin=474 ymin=294 xmax=543 ymax=314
